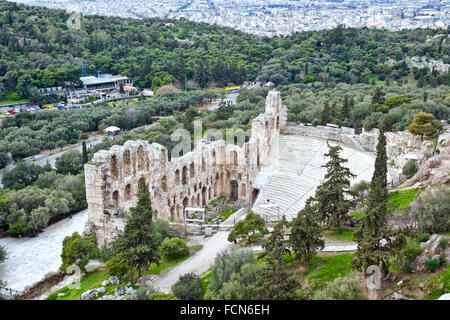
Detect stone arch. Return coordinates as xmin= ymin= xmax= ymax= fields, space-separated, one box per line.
xmin=230 ymin=150 xmax=238 ymax=165
xmin=191 ymin=196 xmax=196 ymax=206
xmin=124 ymin=184 xmax=132 ymax=201
xmin=276 ymin=116 xmax=280 ymax=129
xmin=202 ymin=187 xmax=207 ymax=206
xmin=161 ymin=175 xmax=167 ymax=192
xmin=112 ymin=190 xmax=119 ymax=206
xmin=137 ymin=145 xmax=145 ymax=171
xmin=182 ymin=166 xmax=187 ymax=185
xmin=175 ymin=169 xmax=180 ymax=185
xmin=230 ymin=180 xmax=238 ymax=201
xmin=123 ymin=149 xmax=131 ymax=176
xmin=183 ymin=197 xmax=189 ymax=214
xmin=265 ymin=120 xmax=269 ymax=129
xmin=190 ymin=162 xmax=195 ymax=177
xmin=170 ymin=207 xmax=175 ymax=222
xmin=137 ymin=177 xmax=146 ymax=193
xmin=111 ymin=155 xmax=118 ymax=180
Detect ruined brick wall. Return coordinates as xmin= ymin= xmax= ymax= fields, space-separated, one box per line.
xmin=84 ymin=90 xmax=287 ymax=246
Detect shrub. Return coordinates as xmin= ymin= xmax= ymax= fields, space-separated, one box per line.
xmin=209 ymin=248 xmax=255 ymax=294
xmin=159 ymin=237 xmax=189 ymax=260
xmin=106 ymin=254 xmax=130 ymax=279
xmin=351 ymin=180 xmax=369 ymax=199
xmin=402 ymin=238 xmax=423 ymax=261
xmin=418 ymin=233 xmax=430 ymax=243
xmin=402 ymin=260 xmax=413 ymax=273
xmin=312 ymin=276 xmax=368 ymax=300
xmin=439 ymin=253 xmax=447 ymax=267
xmin=60 ymin=232 xmax=98 ymax=272
xmin=440 ymin=238 xmax=448 ymax=249
xmin=402 ymin=159 xmax=418 ymax=177
xmin=425 ymin=258 xmax=440 ymax=272
xmin=171 ymin=273 xmax=203 ymax=300
xmin=407 ymin=186 xmax=450 ymax=234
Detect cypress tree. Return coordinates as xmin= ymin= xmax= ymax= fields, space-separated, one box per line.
xmin=114 ymin=179 xmax=162 ymax=278
xmin=315 ymin=144 xmax=356 ymax=233
xmin=320 ymin=101 xmax=331 ymax=125
xmin=255 ymin=217 xmax=298 ymax=300
xmin=352 ymin=129 xmax=405 ymax=274
xmin=289 ymin=197 xmax=324 ymax=262
xmin=82 ymin=141 xmax=88 ymax=165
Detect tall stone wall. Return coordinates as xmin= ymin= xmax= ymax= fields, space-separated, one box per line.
xmin=84 ymin=90 xmax=287 ymax=246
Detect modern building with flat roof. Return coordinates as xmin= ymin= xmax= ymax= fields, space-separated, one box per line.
xmin=80 ymin=74 xmax=133 ymax=91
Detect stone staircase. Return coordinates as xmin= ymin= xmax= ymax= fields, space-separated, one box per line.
xmin=252 ymin=134 xmax=376 ymax=221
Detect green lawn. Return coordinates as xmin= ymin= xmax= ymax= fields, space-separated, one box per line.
xmin=303 ymin=253 xmax=355 ymax=287
xmin=425 ymin=265 xmax=450 ymax=300
xmin=148 ymin=245 xmax=203 ymax=275
xmin=200 ymin=270 xmax=212 ymax=293
xmin=323 ymin=229 xmax=355 ymax=241
xmin=0 ymin=91 xmax=27 ymax=105
xmin=388 ymin=188 xmax=420 ymax=211
xmin=46 ymin=245 xmax=203 ymax=300
xmin=46 ymin=269 xmax=110 ymax=300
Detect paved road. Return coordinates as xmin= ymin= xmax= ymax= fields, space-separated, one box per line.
xmin=0 ymin=137 xmax=103 ymax=188
xmin=0 ymin=210 xmax=88 ymax=293
xmin=151 ymin=230 xmax=233 ymax=293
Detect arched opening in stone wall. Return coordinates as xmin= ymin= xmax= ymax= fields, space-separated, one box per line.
xmin=112 ymin=190 xmax=119 ymax=206
xmin=209 ymin=187 xmax=212 ymax=201
xmin=161 ymin=176 xmax=167 ymax=192
xmin=170 ymin=207 xmax=175 ymax=222
xmin=265 ymin=120 xmax=269 ymax=130
xmin=257 ymin=153 xmax=260 ymax=169
xmin=197 ymin=194 xmax=200 ymax=206
xmin=191 ymin=196 xmax=195 ymax=206
xmin=190 ymin=162 xmax=195 ymax=177
xmin=123 ymin=150 xmax=131 ymax=176
xmin=125 ymin=184 xmax=132 ymax=201
xmin=212 ymin=151 xmax=216 ymax=165
xmin=182 ymin=166 xmax=187 ymax=185
xmin=175 ymin=169 xmax=180 ymax=185
xmin=230 ymin=180 xmax=238 ymax=201
xmin=194 ymin=184 xmax=197 ymax=192
xmin=202 ymin=187 xmax=207 ymax=206
xmin=183 ymin=197 xmax=189 ymax=215
xmin=241 ymin=183 xmax=246 ymax=197
xmin=202 ymin=158 xmax=206 ymax=172
xmin=137 ymin=145 xmax=145 ymax=171
xmin=137 ymin=177 xmax=145 ymax=193
xmin=111 ymin=155 xmax=118 ymax=180
xmin=251 ymin=189 xmax=260 ymax=206
xmin=230 ymin=151 xmax=238 ymax=165
xmin=276 ymin=116 xmax=280 ymax=129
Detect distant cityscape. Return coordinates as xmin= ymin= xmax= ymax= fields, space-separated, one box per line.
xmin=8 ymin=0 xmax=450 ymax=36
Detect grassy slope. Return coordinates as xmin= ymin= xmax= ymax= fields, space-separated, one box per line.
xmin=47 ymin=245 xmax=203 ymax=300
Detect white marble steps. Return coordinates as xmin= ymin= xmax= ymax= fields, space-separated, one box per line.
xmin=252 ymin=134 xmax=375 ymax=221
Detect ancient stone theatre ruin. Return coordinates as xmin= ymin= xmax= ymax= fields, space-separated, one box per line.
xmin=85 ymin=90 xmax=287 ymax=246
